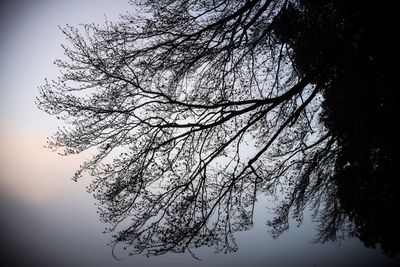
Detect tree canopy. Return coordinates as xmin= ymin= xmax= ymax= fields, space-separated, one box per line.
xmin=37 ymin=0 xmax=400 ymax=257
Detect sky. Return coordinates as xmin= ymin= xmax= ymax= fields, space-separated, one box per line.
xmin=0 ymin=1 xmax=399 ymax=267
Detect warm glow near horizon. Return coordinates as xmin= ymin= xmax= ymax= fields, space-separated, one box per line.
xmin=0 ymin=132 xmax=86 ymax=204
xmin=0 ymin=0 xmax=132 ymax=206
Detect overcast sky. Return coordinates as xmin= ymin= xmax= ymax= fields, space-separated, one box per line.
xmin=0 ymin=1 xmax=399 ymax=267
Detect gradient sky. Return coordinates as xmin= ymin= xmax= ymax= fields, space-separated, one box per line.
xmin=0 ymin=1 xmax=399 ymax=267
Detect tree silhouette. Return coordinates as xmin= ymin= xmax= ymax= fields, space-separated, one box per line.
xmin=37 ymin=0 xmax=399 ymax=257
xmin=274 ymin=0 xmax=400 ymax=256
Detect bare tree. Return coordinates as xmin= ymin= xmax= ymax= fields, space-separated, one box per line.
xmin=37 ymin=0 xmax=363 ymax=257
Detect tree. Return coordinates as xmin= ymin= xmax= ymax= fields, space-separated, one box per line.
xmin=37 ymin=0 xmax=400 ymax=257
xmin=275 ymin=0 xmax=400 ymax=255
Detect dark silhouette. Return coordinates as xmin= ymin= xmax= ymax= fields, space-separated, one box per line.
xmin=37 ymin=0 xmax=399 ymax=257
xmin=272 ymin=0 xmax=400 ymax=256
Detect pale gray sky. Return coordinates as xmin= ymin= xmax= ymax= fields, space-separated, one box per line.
xmin=0 ymin=1 xmax=399 ymax=267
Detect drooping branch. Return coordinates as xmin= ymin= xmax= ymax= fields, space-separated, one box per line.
xmin=37 ymin=0 xmax=343 ymax=257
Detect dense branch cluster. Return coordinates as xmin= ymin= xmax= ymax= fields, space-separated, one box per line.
xmin=37 ymin=0 xmax=399 ymax=257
